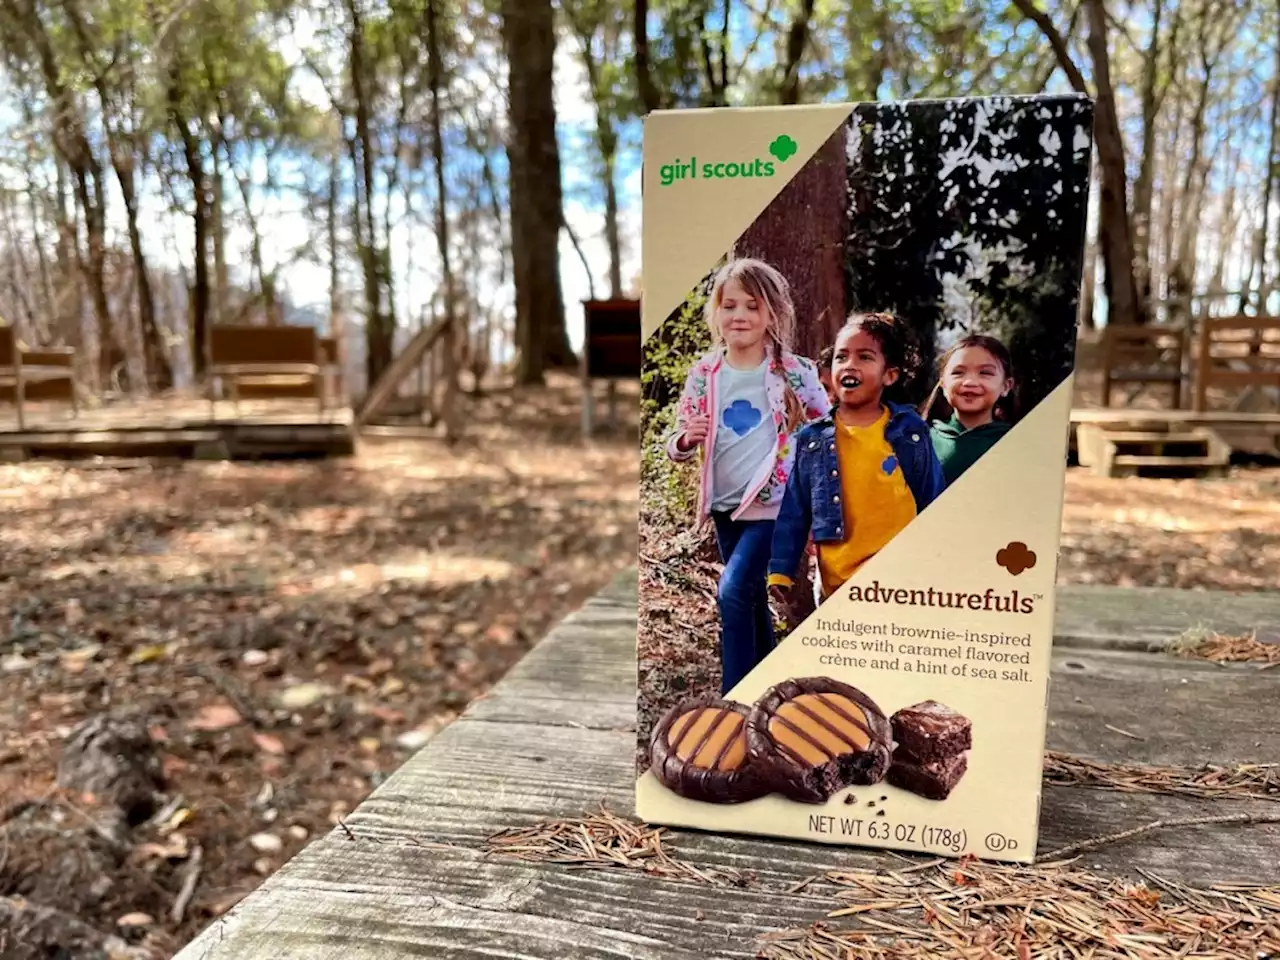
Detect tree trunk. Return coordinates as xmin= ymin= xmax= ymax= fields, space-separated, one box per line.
xmin=1169 ymin=55 xmax=1215 ymax=309
xmin=120 ymin=166 xmax=170 ymax=389
xmin=16 ymin=0 xmax=117 ymax=361
xmin=228 ymin=161 xmax=270 ymax=323
xmin=1083 ymin=0 xmax=1145 ymax=326
xmin=1158 ymin=85 xmax=1187 ymax=309
xmin=52 ymin=158 xmax=83 ymax=349
xmin=501 ymin=0 xmax=573 ymax=384
xmin=1210 ymin=143 xmax=1240 ymax=295
xmin=567 ymin=10 xmax=623 ymax=298
xmin=328 ymin=147 xmax=341 ymax=338
xmin=64 ymin=0 xmax=172 ymax=388
xmin=731 ymin=125 xmax=847 ymax=359
xmin=778 ymin=0 xmax=816 ymax=104
xmin=697 ymin=7 xmax=727 ymax=106
xmin=603 ymin=146 xmax=622 ymax=297
xmin=345 ymin=0 xmax=392 ymax=387
xmin=634 ymin=0 xmax=661 ymax=113
xmin=77 ymin=165 xmax=117 ymax=360
xmin=1261 ymin=4 xmax=1280 ymax=310
xmin=1132 ymin=0 xmax=1172 ymax=312
xmin=170 ymin=94 xmax=211 ymax=377
xmin=212 ymin=147 xmax=228 ymax=324
xmin=427 ymin=0 xmax=458 ymax=439
xmin=1079 ymin=201 xmax=1098 ymax=331
xmin=0 ymin=187 xmax=39 ymax=335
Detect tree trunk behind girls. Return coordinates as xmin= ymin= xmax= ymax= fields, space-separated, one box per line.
xmin=665 ymin=258 xmax=829 ymax=694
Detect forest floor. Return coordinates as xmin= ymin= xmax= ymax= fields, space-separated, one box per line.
xmin=3 ymin=372 xmax=1280 ymax=958
xmin=0 ymin=373 xmax=638 ymax=959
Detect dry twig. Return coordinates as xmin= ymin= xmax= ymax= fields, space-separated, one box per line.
xmin=1036 ymin=811 xmax=1280 ymax=863
xmin=170 ymin=842 xmax=203 ymax=925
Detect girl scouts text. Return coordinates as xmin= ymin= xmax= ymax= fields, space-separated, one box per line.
xmin=659 ymin=156 xmax=777 ymax=186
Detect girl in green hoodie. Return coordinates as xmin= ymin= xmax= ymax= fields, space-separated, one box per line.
xmin=923 ymin=334 xmax=1015 ymax=485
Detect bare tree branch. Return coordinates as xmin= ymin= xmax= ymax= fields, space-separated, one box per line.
xmin=1011 ymin=0 xmax=1090 ymax=94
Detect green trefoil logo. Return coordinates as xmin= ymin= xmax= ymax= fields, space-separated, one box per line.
xmin=769 ymin=135 xmax=798 ymax=162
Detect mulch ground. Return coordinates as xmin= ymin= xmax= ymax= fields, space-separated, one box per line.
xmin=0 ymin=375 xmax=638 ymax=958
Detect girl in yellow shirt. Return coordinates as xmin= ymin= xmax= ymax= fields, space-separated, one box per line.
xmin=768 ymin=312 xmax=947 ymax=618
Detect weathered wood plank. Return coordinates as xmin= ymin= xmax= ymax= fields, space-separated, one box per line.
xmin=1054 ymin=585 xmax=1280 ymax=648
xmin=175 ymin=574 xmax=1280 ymax=960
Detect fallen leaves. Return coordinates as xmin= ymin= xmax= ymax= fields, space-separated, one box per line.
xmin=247 ymin=833 xmax=283 ymax=855
xmin=128 ymin=644 xmax=170 ymax=665
xmin=0 ymin=376 xmax=639 ymax=954
xmin=1060 ymin=469 xmax=1280 ymax=590
xmin=60 ymin=644 xmax=103 ymax=672
xmin=251 ymin=734 xmax=286 ymax=756
xmin=1174 ymin=631 xmax=1280 ymax=665
xmin=277 ymin=682 xmax=332 ymax=710
xmin=188 ymin=704 xmax=242 ymax=732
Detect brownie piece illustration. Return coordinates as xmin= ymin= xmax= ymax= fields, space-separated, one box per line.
xmin=649 ymin=696 xmax=769 ymax=804
xmin=746 ymin=677 xmax=892 ymax=804
xmin=888 ymin=700 xmax=972 ymax=800
xmin=887 ymin=751 xmax=969 ymax=801
xmin=890 ymin=700 xmax=972 ymax=765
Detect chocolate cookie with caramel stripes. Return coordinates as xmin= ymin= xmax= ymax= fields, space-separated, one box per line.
xmin=746 ymin=677 xmax=893 ymax=803
xmin=648 ymin=695 xmax=770 ymax=804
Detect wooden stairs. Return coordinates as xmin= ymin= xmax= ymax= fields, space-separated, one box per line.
xmin=1076 ymin=423 xmax=1231 ymax=478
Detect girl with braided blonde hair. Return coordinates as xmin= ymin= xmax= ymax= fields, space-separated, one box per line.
xmin=666 ymin=257 xmax=829 ymax=692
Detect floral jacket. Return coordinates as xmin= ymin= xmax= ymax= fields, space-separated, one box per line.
xmin=666 ymin=347 xmax=830 ymax=526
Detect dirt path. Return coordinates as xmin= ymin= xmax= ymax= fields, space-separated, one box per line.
xmin=1059 ymin=467 xmax=1280 ymax=590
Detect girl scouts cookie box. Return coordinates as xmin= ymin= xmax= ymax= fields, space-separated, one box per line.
xmin=637 ymin=95 xmax=1094 ymax=864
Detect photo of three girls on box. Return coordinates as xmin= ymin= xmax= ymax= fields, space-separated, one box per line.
xmin=665 ymin=257 xmax=1022 ymax=695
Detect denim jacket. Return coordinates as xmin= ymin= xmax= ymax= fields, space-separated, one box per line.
xmin=768 ymin=402 xmax=947 ymax=581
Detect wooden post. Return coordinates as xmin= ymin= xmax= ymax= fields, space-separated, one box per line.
xmin=581 ymin=341 xmax=594 ymax=438
xmin=1100 ymin=326 xmax=1114 ymax=407
xmin=1194 ymin=315 xmax=1211 ymax=412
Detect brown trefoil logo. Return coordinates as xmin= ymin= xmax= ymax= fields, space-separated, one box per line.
xmin=997 ymin=541 xmax=1037 ymax=576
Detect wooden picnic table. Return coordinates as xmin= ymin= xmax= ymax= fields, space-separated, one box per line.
xmin=176 ymin=572 xmax=1280 ymax=959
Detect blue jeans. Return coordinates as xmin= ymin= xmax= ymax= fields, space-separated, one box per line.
xmin=711 ymin=512 xmax=776 ymax=694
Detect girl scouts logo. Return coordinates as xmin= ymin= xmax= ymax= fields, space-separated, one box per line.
xmin=997 ymin=542 xmax=1037 ymax=576
xmin=657 ymin=135 xmax=797 ymax=186
xmin=723 ymin=399 xmax=762 ymax=435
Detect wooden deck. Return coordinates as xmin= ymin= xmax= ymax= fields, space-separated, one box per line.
xmin=1070 ymin=406 xmax=1280 ymax=459
xmin=0 ymin=397 xmax=355 ymax=460
xmin=173 ymin=572 xmax=1280 ymax=959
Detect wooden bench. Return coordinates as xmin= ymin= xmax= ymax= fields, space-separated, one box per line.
xmin=1194 ymin=314 xmax=1280 ymax=412
xmin=581 ymin=298 xmax=640 ymax=437
xmin=174 ymin=572 xmax=1280 ymax=958
xmin=0 ymin=327 xmax=78 ymax=430
xmin=1100 ymin=323 xmax=1187 ymax=408
xmin=208 ymin=325 xmax=325 ymax=416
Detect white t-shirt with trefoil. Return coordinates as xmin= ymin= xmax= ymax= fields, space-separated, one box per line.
xmin=710 ymin=358 xmax=776 ymax=512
